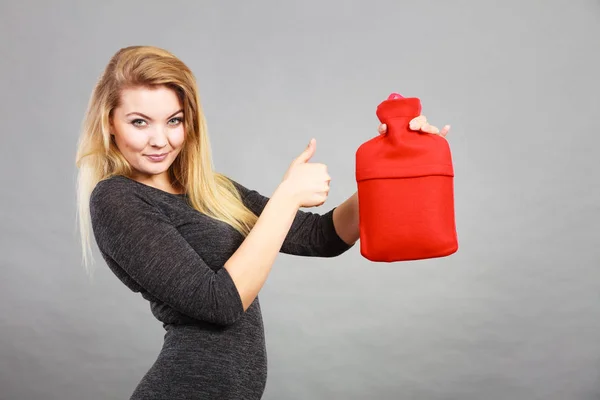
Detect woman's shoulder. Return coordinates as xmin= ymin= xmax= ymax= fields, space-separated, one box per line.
xmin=88 ymin=175 xmax=174 ymax=240
xmin=89 ymin=175 xmax=161 ymax=220
xmin=90 ymin=175 xmax=137 ymax=205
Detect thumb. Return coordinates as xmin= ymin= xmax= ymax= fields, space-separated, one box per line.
xmin=295 ymin=138 xmax=316 ymax=164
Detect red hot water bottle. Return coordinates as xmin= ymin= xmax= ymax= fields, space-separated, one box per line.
xmin=355 ymin=93 xmax=458 ymax=262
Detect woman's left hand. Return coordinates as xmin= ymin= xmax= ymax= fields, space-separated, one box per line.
xmin=378 ymin=115 xmax=450 ymax=137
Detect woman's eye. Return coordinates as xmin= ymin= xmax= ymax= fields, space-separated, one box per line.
xmin=131 ymin=119 xmax=147 ymax=127
xmin=168 ymin=117 xmax=183 ymax=126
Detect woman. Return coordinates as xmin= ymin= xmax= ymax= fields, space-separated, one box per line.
xmin=75 ymin=45 xmax=449 ymax=400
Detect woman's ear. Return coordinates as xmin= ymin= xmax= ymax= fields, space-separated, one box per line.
xmin=108 ymin=116 xmax=115 ymax=136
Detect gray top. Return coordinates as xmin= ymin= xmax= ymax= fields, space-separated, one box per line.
xmin=89 ymin=174 xmax=354 ymax=398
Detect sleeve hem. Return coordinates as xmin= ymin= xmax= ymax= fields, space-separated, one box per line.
xmin=322 ymin=207 xmax=355 ymax=256
xmin=217 ymin=266 xmax=245 ymax=316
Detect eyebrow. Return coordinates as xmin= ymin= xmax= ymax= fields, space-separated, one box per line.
xmin=125 ymin=109 xmax=184 ymax=120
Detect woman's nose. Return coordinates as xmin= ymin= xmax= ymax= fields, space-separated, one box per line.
xmin=148 ymin=126 xmax=168 ymax=147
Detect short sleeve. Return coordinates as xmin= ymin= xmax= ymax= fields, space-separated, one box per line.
xmin=90 ymin=181 xmax=245 ymax=326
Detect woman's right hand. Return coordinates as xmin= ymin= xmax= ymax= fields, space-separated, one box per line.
xmin=280 ymin=138 xmax=331 ymax=208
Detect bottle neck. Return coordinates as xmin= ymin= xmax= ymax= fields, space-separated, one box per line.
xmin=376 ymin=97 xmax=422 ymax=121
xmin=376 ymin=98 xmax=422 ymax=144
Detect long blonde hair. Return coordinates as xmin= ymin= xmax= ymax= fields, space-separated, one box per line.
xmin=75 ymin=45 xmax=258 ymax=277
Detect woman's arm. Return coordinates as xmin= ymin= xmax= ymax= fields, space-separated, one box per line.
xmin=90 ymin=178 xmax=302 ymax=324
xmin=331 ymin=191 xmax=360 ymax=246
xmin=231 ymin=180 xmax=355 ymax=258
xmin=224 ymin=181 xmax=302 ymax=310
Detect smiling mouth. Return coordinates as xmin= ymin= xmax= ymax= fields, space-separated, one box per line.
xmin=145 ymin=152 xmax=169 ymax=161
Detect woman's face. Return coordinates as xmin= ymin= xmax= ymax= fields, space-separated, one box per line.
xmin=110 ymin=85 xmax=185 ymax=185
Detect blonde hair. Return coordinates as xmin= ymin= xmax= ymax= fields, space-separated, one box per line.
xmin=75 ymin=45 xmax=258 ymax=277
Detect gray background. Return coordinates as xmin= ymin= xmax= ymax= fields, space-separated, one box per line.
xmin=1 ymin=0 xmax=599 ymax=399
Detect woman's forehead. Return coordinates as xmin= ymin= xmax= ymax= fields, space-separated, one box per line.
xmin=116 ymin=86 xmax=182 ymax=116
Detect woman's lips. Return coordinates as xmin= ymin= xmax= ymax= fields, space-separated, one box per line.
xmin=145 ymin=152 xmax=168 ymax=162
